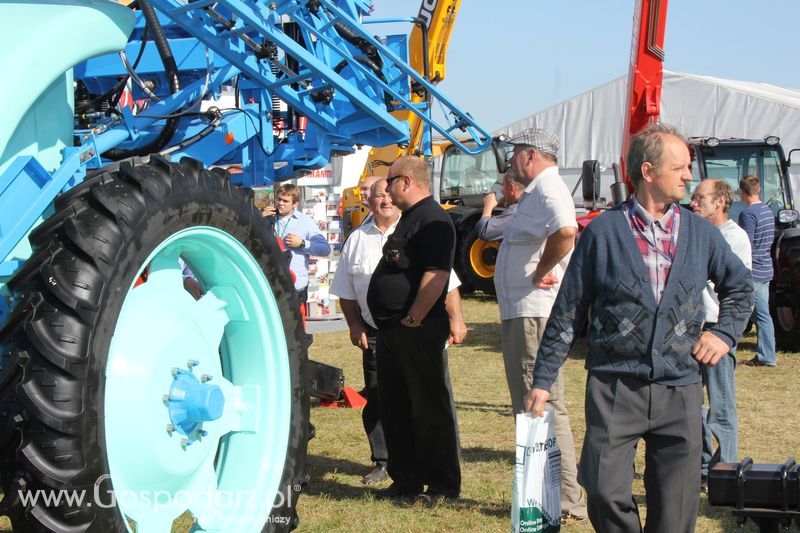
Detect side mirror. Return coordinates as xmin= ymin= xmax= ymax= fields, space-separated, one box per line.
xmin=778 ymin=209 xmax=799 ymax=224
xmin=787 ymin=148 xmax=800 ymax=167
xmin=492 ymin=136 xmax=512 ymax=174
xmin=610 ymin=161 xmax=629 ymax=206
xmin=581 ymin=160 xmax=601 ymax=209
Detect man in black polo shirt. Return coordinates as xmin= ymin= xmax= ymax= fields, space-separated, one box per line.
xmin=367 ymin=156 xmax=460 ymax=503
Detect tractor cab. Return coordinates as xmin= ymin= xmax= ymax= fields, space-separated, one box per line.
xmin=686 ymin=137 xmax=796 ymax=225
xmin=438 ymin=138 xmax=505 ymax=207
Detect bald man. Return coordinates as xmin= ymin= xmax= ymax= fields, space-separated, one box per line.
xmin=367 ymin=156 xmax=461 ymax=503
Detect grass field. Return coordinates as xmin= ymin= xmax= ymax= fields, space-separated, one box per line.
xmin=1 ymin=294 xmax=798 ymax=532
xmin=297 ymin=294 xmax=799 ymax=533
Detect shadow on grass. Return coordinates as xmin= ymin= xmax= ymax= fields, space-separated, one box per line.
xmin=304 ymin=451 xmax=512 ymax=517
xmin=461 ymin=322 xmax=502 ymax=353
xmin=462 ymin=292 xmax=497 ymax=303
xmin=462 ymin=446 xmax=514 ymax=465
xmin=737 ymin=339 xmax=757 ymax=353
xmin=455 ymin=400 xmax=511 ymax=416
xmin=304 ymin=454 xmax=376 ymax=499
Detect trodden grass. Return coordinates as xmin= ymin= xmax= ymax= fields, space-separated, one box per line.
xmin=1 ymin=294 xmax=797 ymax=532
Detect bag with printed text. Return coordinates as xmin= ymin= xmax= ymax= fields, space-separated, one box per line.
xmin=512 ymin=409 xmax=561 ymax=533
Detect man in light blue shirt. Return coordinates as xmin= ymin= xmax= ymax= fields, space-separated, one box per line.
xmin=270 ymin=184 xmax=331 ymax=301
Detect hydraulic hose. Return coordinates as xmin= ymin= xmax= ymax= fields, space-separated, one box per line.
xmin=333 ymin=22 xmax=384 ymax=70
xmin=104 ymin=0 xmax=182 ymax=160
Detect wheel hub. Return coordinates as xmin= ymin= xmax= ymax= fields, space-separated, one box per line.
xmin=166 ymin=365 xmax=224 ymax=438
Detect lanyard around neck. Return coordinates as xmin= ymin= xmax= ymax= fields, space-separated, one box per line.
xmin=276 ymin=214 xmax=291 ymax=239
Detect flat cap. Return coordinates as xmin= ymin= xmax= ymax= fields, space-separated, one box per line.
xmin=507 ymin=128 xmax=559 ymax=157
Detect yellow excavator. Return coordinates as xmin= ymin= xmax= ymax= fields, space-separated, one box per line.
xmin=341 ymin=0 xmax=460 ymax=230
xmin=341 ymin=0 xmax=505 ymax=293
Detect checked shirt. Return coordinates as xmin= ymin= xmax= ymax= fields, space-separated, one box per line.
xmin=623 ymin=196 xmax=681 ymax=305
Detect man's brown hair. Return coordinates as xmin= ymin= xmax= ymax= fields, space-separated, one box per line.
xmin=276 ymin=183 xmax=301 ymax=204
xmin=739 ymin=175 xmax=761 ymax=197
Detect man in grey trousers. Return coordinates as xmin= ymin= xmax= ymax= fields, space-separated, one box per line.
xmin=526 ymin=124 xmax=753 ymax=532
xmin=495 ymin=128 xmax=586 ymax=522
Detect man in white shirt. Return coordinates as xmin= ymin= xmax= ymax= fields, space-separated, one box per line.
xmin=494 ymin=128 xmax=586 ymax=522
xmin=690 ymin=178 xmax=752 ymax=482
xmin=330 ymin=178 xmax=466 ymax=487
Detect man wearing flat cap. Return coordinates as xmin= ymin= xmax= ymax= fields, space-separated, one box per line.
xmin=495 ymin=128 xmax=586 ymax=522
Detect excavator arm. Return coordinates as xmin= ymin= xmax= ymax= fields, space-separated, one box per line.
xmin=343 ymin=0 xmax=461 ymax=230
xmin=618 ymin=0 xmax=669 ymax=188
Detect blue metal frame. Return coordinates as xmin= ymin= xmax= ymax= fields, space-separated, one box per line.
xmin=0 ymin=0 xmax=492 ymax=328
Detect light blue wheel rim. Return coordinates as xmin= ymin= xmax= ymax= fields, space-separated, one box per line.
xmin=104 ymin=226 xmax=291 ymax=533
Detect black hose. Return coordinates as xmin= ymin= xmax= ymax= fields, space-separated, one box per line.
xmin=333 ymin=56 xmax=393 ymax=110
xmin=104 ymin=0 xmax=182 ymax=160
xmin=333 ymin=22 xmax=383 ymax=69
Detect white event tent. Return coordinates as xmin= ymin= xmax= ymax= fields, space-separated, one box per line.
xmin=495 ymin=70 xmax=800 ymax=205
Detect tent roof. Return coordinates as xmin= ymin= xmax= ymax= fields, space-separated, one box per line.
xmin=494 ymin=70 xmax=800 ymax=170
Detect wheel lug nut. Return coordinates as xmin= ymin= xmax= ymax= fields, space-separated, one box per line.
xmin=171 ymin=367 xmax=179 ymax=377
xmin=201 ymin=374 xmax=211 ymax=383
xmin=181 ymin=437 xmax=189 ymax=447
xmin=162 ymin=394 xmax=170 ymax=403
xmin=197 ymin=430 xmax=208 ymax=437
xmin=187 ymin=359 xmax=199 ymax=369
xmin=166 ymin=423 xmax=175 ymax=434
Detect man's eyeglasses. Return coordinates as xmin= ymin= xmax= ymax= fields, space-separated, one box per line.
xmin=690 ymin=192 xmax=716 ymax=202
xmin=386 ymin=174 xmax=408 ymax=186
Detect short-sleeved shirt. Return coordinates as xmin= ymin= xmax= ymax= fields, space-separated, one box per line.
xmin=494 ymin=166 xmax=577 ymax=320
xmin=367 ymin=197 xmax=456 ymax=328
xmin=703 ymin=219 xmax=752 ymax=323
xmin=331 ymin=216 xmax=461 ymax=329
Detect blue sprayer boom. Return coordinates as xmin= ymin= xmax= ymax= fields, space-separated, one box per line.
xmin=0 ymin=2 xmax=489 ymax=531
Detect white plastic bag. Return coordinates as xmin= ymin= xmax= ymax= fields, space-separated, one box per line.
xmin=512 ymin=409 xmax=561 ymax=533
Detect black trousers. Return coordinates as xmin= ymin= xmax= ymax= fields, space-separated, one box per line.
xmin=362 ymin=325 xmax=388 ymax=465
xmin=375 ymin=318 xmax=461 ymax=495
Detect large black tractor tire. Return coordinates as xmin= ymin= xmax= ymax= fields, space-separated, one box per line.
xmin=0 ymin=156 xmax=309 ymax=532
xmin=456 ymin=227 xmax=497 ymax=295
xmin=771 ymin=229 xmax=800 ymax=353
xmin=771 ymin=304 xmax=800 ymax=352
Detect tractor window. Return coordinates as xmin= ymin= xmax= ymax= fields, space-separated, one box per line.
xmin=440 ymin=145 xmax=502 ymax=200
xmin=694 ymin=145 xmax=789 ymax=221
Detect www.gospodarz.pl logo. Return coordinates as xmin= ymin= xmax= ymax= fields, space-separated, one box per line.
xmin=17 ymin=474 xmax=297 ymax=522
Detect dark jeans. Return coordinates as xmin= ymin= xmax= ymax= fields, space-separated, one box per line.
xmin=362 ymin=324 xmax=388 ymax=465
xmin=376 ymin=318 xmax=461 ymax=496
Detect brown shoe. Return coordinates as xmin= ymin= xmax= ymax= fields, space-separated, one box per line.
xmin=362 ymin=464 xmax=389 ymax=486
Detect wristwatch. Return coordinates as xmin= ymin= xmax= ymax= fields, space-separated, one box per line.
xmin=404 ymin=313 xmax=421 ymax=326
xmin=300 ymin=239 xmax=306 ymax=249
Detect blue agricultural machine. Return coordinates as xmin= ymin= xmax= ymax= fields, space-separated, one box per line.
xmin=0 ymin=1 xmax=490 ymax=530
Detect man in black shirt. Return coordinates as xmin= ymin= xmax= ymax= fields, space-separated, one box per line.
xmin=367 ymin=156 xmax=460 ymax=503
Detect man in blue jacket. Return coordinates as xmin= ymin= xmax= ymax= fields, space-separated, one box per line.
xmin=525 ymin=124 xmax=753 ymax=532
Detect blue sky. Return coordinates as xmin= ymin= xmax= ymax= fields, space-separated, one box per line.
xmin=367 ymin=1 xmax=800 ymax=132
